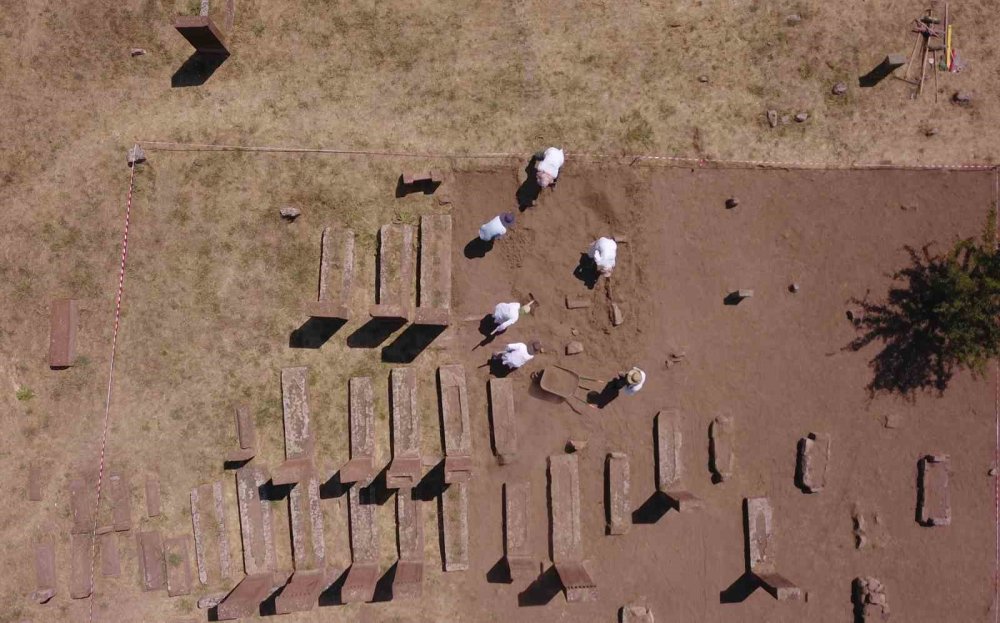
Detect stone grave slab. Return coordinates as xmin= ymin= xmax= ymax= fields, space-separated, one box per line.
xmin=289 ymin=476 xmax=325 ymax=570
xmin=441 ymin=481 xmax=470 ymax=571
xmin=109 ymin=470 xmax=131 ymax=532
xmin=164 ymin=536 xmax=193 ymax=597
xmin=216 ymin=572 xmax=274 ymax=620
xmin=236 ymin=465 xmax=275 ymax=575
xmin=341 ymin=377 xmax=376 ymax=485
xmin=49 ymin=298 xmax=78 ymax=368
xmin=439 ymin=364 xmax=473 ymax=484
xmin=386 ymin=368 xmax=422 ymax=489
xmin=503 ymin=482 xmax=535 ymax=580
xmin=488 ymin=378 xmax=517 ymax=465
xmin=710 ymin=415 xmax=735 ymax=482
xmin=414 ymin=214 xmax=453 ymax=326
xmin=369 ymin=224 xmax=414 ymax=321
xmin=32 ymin=536 xmax=56 ymax=603
xmin=305 ymin=226 xmax=355 ymax=321
xmin=918 ymin=454 xmax=952 ymax=526
xmin=70 ymin=533 xmax=94 ymax=599
xmin=606 ymin=452 xmax=631 ymax=535
xmin=100 ymin=532 xmax=120 ymax=577
xmin=137 ymin=530 xmax=166 ymax=592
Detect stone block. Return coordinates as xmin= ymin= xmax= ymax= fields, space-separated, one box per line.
xmin=100 ymin=532 xmax=120 ymax=577
xmin=271 ymin=457 xmax=314 ymax=486
xmin=709 ymin=416 xmax=735 ymax=482
xmin=554 ymin=561 xmax=597 ymax=602
xmin=305 ymin=226 xmax=355 ymax=321
xmin=655 ymin=410 xmax=682 ymax=491
xmin=32 ymin=536 xmax=56 ymax=603
xmin=566 ymin=297 xmax=591 ymax=309
xmin=370 ymin=224 xmax=414 ymax=321
xmin=225 ymin=405 xmax=256 ymax=463
xmin=173 ymin=15 xmax=228 ymax=54
xmin=758 ymin=572 xmax=803 ymax=601
xmin=606 ymin=452 xmax=631 ymax=535
xmin=164 ymin=536 xmax=193 ymax=597
xmin=620 ymin=604 xmax=654 ymax=623
xmin=190 ymin=481 xmax=232 ymax=585
xmin=49 ymin=298 xmax=78 ymax=368
xmin=918 ymin=454 xmax=951 ymax=526
xmin=744 ymin=497 xmax=774 ymax=573
xmin=415 ymin=215 xmax=453 ymax=326
xmin=795 ymin=432 xmax=831 ymax=493
xmin=387 ymin=368 xmax=422 ymax=489
xmin=216 ymin=573 xmax=274 ymax=620
xmin=402 ymin=171 xmax=443 ymax=185
xmin=70 ymin=533 xmax=94 ymax=599
xmin=137 ymin=530 xmax=166 ymax=592
xmin=341 ymin=377 xmax=376 ymax=485
xmin=503 ymin=482 xmax=534 ymax=580
xmin=441 ymin=481 xmax=470 ymax=571
xmin=489 ymin=378 xmax=517 ymax=465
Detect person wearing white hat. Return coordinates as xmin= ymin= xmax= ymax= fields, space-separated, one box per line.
xmin=479 ymin=212 xmax=516 ymax=242
xmin=588 ymin=237 xmax=618 ymax=277
xmin=535 ymin=147 xmax=565 ymax=188
xmin=621 ymin=367 xmax=646 ymax=395
xmin=491 ymin=301 xmax=521 ymax=335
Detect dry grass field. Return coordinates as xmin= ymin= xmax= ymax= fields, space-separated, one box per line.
xmin=1 ymin=1 xmax=999 ymax=622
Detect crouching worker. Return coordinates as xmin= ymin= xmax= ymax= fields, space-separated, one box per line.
xmin=535 ymin=147 xmax=565 ymax=188
xmin=588 ymin=236 xmax=618 ymax=277
xmin=479 ymin=212 xmax=515 ymax=242
xmin=619 ymin=366 xmax=646 ymax=395
xmin=493 ymin=341 xmax=541 ymax=371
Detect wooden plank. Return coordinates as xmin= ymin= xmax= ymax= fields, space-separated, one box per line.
xmin=489 ymin=378 xmax=517 ymax=465
xmin=49 ymin=298 xmax=78 ymax=368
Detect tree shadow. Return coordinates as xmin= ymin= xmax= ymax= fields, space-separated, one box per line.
xmin=846 ymin=244 xmax=983 ymax=396
xmin=464 ymin=237 xmax=494 ymax=259
xmin=573 ymin=253 xmax=600 ymax=290
xmin=289 ymin=317 xmax=346 ymax=349
xmin=382 ymin=324 xmax=446 ymax=363
xmin=171 ymin=51 xmax=228 ymax=87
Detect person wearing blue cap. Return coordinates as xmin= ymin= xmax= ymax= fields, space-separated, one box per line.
xmin=479 ymin=211 xmax=516 ymax=242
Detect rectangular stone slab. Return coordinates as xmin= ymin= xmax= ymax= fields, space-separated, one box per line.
xmin=164 ymin=536 xmax=193 ymax=597
xmin=348 ymin=485 xmax=379 ymax=564
xmin=137 ymin=530 xmax=166 ymax=591
xmin=70 ymin=533 xmax=94 ymax=599
xmin=393 ymin=560 xmax=423 ymax=600
xmin=370 ymin=224 xmax=414 ymax=321
xmin=489 ymin=378 xmax=517 ymax=465
xmin=439 ymin=364 xmax=472 ymax=483
xmin=236 ymin=465 xmax=275 ymax=575
xmin=305 ymin=226 xmax=355 ymax=321
xmin=796 ymin=433 xmax=831 ymax=493
xmin=100 ymin=532 xmax=120 ymax=577
xmin=710 ymin=416 xmax=735 ymax=482
xmin=655 ymin=410 xmax=682 ymax=491
xmin=744 ymin=497 xmax=775 ymax=573
xmin=606 ymin=452 xmax=631 ymax=535
xmin=918 ymin=455 xmax=952 ymax=526
xmin=503 ymin=482 xmax=534 ymax=579
xmin=289 ymin=476 xmax=325 ymax=570
xmin=621 ymin=605 xmax=655 ymax=623
xmin=441 ymin=480 xmax=469 ymax=571
xmin=33 ymin=536 xmax=56 ymax=603
xmin=758 ymin=572 xmax=803 ymax=601
xmin=341 ymin=377 xmax=376 ymax=485
xmin=387 ymin=367 xmax=422 ymax=489
xmin=554 ymin=561 xmax=597 ymax=602
xmin=414 ymin=214 xmax=453 ymax=325
xmin=216 ymin=572 xmax=274 ymax=620
xmin=27 ymin=461 xmax=44 ymax=501
xmin=146 ymin=475 xmax=161 ymax=517
xmin=109 ymin=471 xmax=131 ymax=532
xmin=190 ymin=481 xmax=232 ymax=585
xmin=69 ymin=469 xmax=98 ymax=534
xmin=281 ymin=366 xmax=314 ymax=459
xmin=396 ymin=489 xmax=424 ymax=562
xmin=226 ymin=405 xmax=256 ymax=463
xmin=275 ymin=568 xmax=328 ymax=613
xmin=549 ymin=454 xmax=583 ymax=563
xmin=341 ymin=562 xmax=378 ymax=603
xmin=49 ymin=298 xmax=78 ymax=368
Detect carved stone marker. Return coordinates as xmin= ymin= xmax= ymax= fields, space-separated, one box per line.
xmin=918 ymin=454 xmax=952 ymax=526
xmin=32 ymin=536 xmax=56 ymax=603
xmin=394 ymin=489 xmax=424 ymax=599
xmin=656 ymin=410 xmax=702 ymax=511
xmin=137 ymin=530 xmax=166 ymax=592
xmin=795 ymin=432 xmax=831 ymax=493
xmin=709 ymin=416 xmax=735 ymax=482
xmin=440 ymin=364 xmax=473 ymax=484
xmin=343 ymin=485 xmax=379 ymax=603
xmin=503 ymin=482 xmax=535 ymax=580
xmin=305 ymin=226 xmax=355 ymax=321
xmin=744 ymin=497 xmax=803 ymax=601
xmin=109 ymin=470 xmax=131 ymax=532
xmin=173 ymin=15 xmax=229 ymax=55
xmin=340 ymin=377 xmax=376 ymax=485
xmin=216 ymin=573 xmax=275 ymax=620
xmin=190 ymin=481 xmax=232 ymax=584
xmin=621 ymin=604 xmax=655 ymax=623
xmin=489 ymin=378 xmax=517 ymax=465
xmin=164 ymin=536 xmax=193 ymax=597
xmin=69 ymin=468 xmax=97 ymax=534
xmin=49 ymin=298 xmax=79 ymax=368
xmin=370 ymin=224 xmax=414 ymax=322
xmin=606 ymin=452 xmax=631 ymax=535
xmin=386 ymin=368 xmax=422 ymax=489
xmin=100 ymin=532 xmax=120 ymax=577
xmin=236 ymin=465 xmax=275 ymax=575
xmin=414 ymin=215 xmax=453 ymax=326
xmin=275 ymin=568 xmax=329 ymax=613
xmin=441 ymin=480 xmax=470 ymax=571
xmin=70 ymin=533 xmax=94 ymax=599
xmin=274 ymin=367 xmax=315 ymax=485
xmin=225 ymin=405 xmax=256 ymax=464
xmin=289 ymin=476 xmax=325 ymax=570
xmin=549 ymin=454 xmax=597 ymax=602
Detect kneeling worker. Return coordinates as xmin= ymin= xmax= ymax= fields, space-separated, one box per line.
xmin=589 ymin=236 xmax=618 ymax=277
xmin=495 ymin=341 xmax=540 ymax=371
xmin=479 ymin=212 xmax=515 ymax=242
xmin=620 ymin=366 xmax=645 ymax=395
xmin=535 ymin=147 xmax=565 ymax=188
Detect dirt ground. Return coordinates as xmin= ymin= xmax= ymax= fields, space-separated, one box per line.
xmin=2 ymin=1 xmax=1000 ymax=622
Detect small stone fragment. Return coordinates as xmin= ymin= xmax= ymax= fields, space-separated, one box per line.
xmin=786 ymin=13 xmax=802 ymax=25
xmin=794 ymin=112 xmax=809 ymax=123
xmin=198 ymin=593 xmax=227 ymax=609
xmin=571 ymin=328 xmax=579 ymax=336
xmin=698 ymin=75 xmax=709 ymax=83
xmin=126 ymin=145 xmax=146 ymax=167
xmin=611 ymin=304 xmax=624 ymax=326
xmin=566 ymin=297 xmax=591 ymax=310
xmin=846 ymin=308 xmax=864 ymax=325
xmin=952 ymin=91 xmax=972 ymax=105
xmin=924 ymin=127 xmax=939 ymax=137
xmin=566 ymin=439 xmax=588 ymax=453
xmin=767 ymin=110 xmax=778 ymax=128
xmin=130 ymin=48 xmax=147 ymax=57
xmin=279 ymin=206 xmax=301 ymax=220
xmin=788 ymin=283 xmax=800 ymax=293
xmin=565 ymin=341 xmax=584 ymax=355
xmin=883 ymin=413 xmax=903 ymax=429
xmin=989 ymin=467 xmax=998 ymax=477
xmin=832 ymin=82 xmax=848 ymax=96
xmin=725 ymin=197 xmax=739 ymax=209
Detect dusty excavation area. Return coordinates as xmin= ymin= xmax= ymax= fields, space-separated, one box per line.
xmin=13 ymin=163 xmax=997 ymax=623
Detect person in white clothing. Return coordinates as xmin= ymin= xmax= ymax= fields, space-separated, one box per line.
xmin=588 ymin=237 xmax=618 ymax=276
xmin=535 ymin=147 xmax=565 ymax=188
xmin=491 ymin=301 xmax=521 ymax=335
xmin=496 ymin=342 xmax=535 ymax=370
xmin=479 ymin=212 xmax=515 ymax=242
xmin=621 ymin=367 xmax=646 ymax=395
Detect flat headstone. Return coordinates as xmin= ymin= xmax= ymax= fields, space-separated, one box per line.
xmin=226 ymin=405 xmax=256 ymax=463
xmin=414 ymin=214 xmax=453 ymax=325
xmin=566 ymin=297 xmax=591 ymax=309
xmin=918 ymin=454 xmax=952 ymax=526
xmin=216 ymin=573 xmax=275 ymax=620
xmin=70 ymin=533 xmax=94 ymax=599
xmin=109 ymin=470 xmax=131 ymax=532
xmin=554 ymin=561 xmax=597 ymax=602
xmin=32 ymin=536 xmax=56 ymax=603
xmin=289 ymin=476 xmax=325 ymax=570
xmin=758 ymin=572 xmax=804 ymax=601
xmin=146 ymin=475 xmax=161 ymax=518
xmin=393 ymin=559 xmax=424 ymax=600
xmin=49 ymin=298 xmax=79 ymax=368
xmin=387 ymin=368 xmax=422 ymax=489
xmin=370 ymin=224 xmax=414 ymax=321
xmin=395 ymin=489 xmax=424 ymax=598
xmin=236 ymin=465 xmax=275 ymax=575
xmin=621 ymin=604 xmax=655 ymax=623
xmin=709 ymin=416 xmax=735 ymax=482
xmin=489 ymin=378 xmax=517 ymax=465
xmin=306 ymin=226 xmax=355 ymax=321
xmin=745 ymin=497 xmax=774 ymax=573
xmin=440 ymin=364 xmax=473 ymax=484
xmin=137 ymin=530 xmax=166 ymax=591
xmin=655 ymin=410 xmax=682 ymax=491
xmin=348 ymin=486 xmax=379 ymax=565
xmin=275 ymin=568 xmax=328 ymax=613
xmin=164 ymin=536 xmax=193 ymax=597
xmin=190 ymin=481 xmax=232 ymax=585
xmin=100 ymin=532 xmax=120 ymax=577
xmin=503 ymin=482 xmax=534 ymax=580
xmin=549 ymin=454 xmax=583 ymax=563
xmin=27 ymin=462 xmax=44 ymax=501
xmin=281 ymin=366 xmax=314 ymax=460
xmin=341 ymin=377 xmax=376 ymax=485
xmin=441 ymin=480 xmax=470 ymax=571
xmin=69 ymin=468 xmax=98 ymax=534
xmin=606 ymin=452 xmax=631 ymax=535
xmin=796 ymin=433 xmax=831 ymax=493
xmin=341 ymin=563 xmax=379 ymax=603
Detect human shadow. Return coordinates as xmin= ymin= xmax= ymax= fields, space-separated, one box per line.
xmin=476 ymin=314 xmax=501 ymax=349
xmin=289 ymin=317 xmax=346 ymax=349
xmin=171 ymin=51 xmax=228 ymax=87
xmin=464 ymin=237 xmax=494 ymax=259
xmin=573 ymin=253 xmax=600 ymax=290
xmin=517 ymin=565 xmax=562 ymax=606
xmin=347 ymin=317 xmax=405 ymax=349
xmin=382 ymin=324 xmax=446 ymax=363
xmin=586 ymin=379 xmax=621 ymax=408
xmin=516 ymin=157 xmax=543 ymax=211
xmin=489 ymin=355 xmax=514 ymax=378
xmin=846 ymin=244 xmax=973 ymax=396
